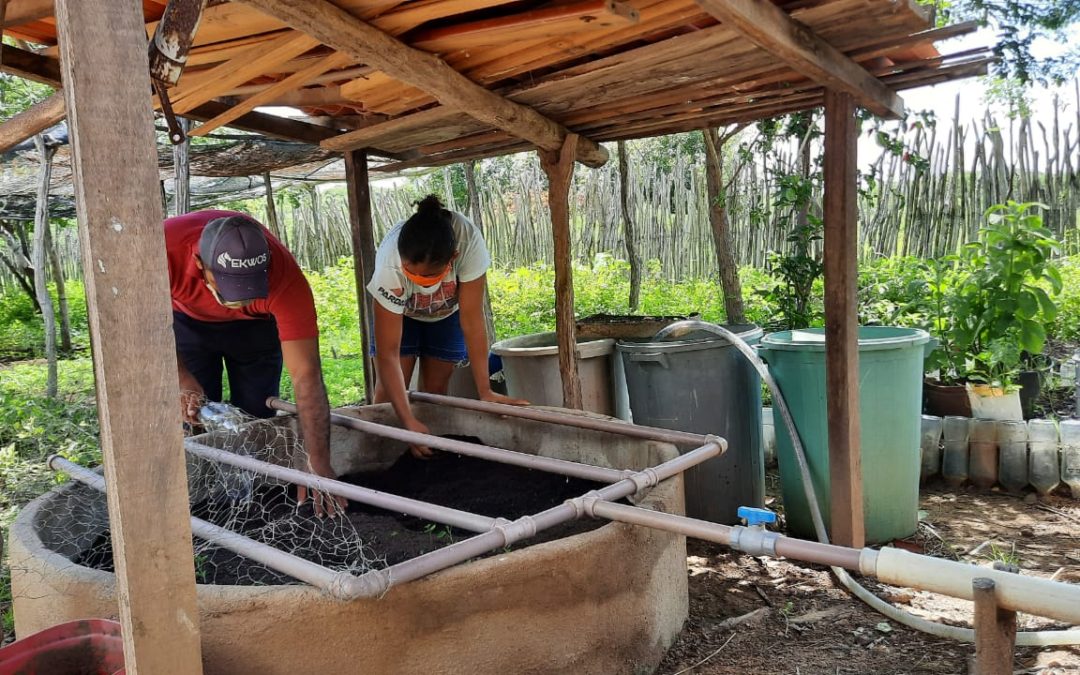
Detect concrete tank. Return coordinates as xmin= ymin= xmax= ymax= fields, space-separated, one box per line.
xmin=8 ymin=402 xmax=688 ymax=675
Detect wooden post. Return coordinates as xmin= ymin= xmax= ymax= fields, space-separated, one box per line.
xmin=972 ymin=578 xmax=1016 ymax=675
xmin=539 ymin=134 xmax=583 ymax=409
xmin=464 ymin=159 xmax=497 ymax=346
xmin=345 ymin=149 xmax=377 ymax=403
xmin=263 ymin=172 xmax=281 ymax=239
xmin=616 ymin=140 xmax=643 ymax=312
xmin=32 ymin=134 xmax=57 ymax=398
xmin=823 ymin=89 xmax=864 ymax=548
xmin=54 ymin=0 xmax=204 ymax=672
xmin=173 ymin=118 xmax=191 ymax=216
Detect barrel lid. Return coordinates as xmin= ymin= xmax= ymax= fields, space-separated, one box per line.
xmin=616 ymin=323 xmax=763 ymax=354
xmin=491 ymin=331 xmax=614 ymax=358
xmin=760 ymin=326 xmax=930 ymax=352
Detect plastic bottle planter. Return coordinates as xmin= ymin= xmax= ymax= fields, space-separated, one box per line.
xmin=968 ymin=419 xmax=999 ymax=489
xmin=1027 ymin=419 xmax=1061 ymax=496
xmin=1059 ymin=419 xmax=1080 ymax=499
xmin=942 ymin=416 xmax=971 ymax=487
xmin=920 ymin=415 xmax=943 ymax=482
xmin=996 ymin=420 xmax=1029 ymax=494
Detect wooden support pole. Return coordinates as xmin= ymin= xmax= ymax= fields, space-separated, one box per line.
xmin=54 ymin=0 xmax=204 ymax=672
xmin=345 ymin=149 xmax=378 ymax=403
xmin=972 ymin=578 xmax=1017 ymax=675
xmin=540 ymin=134 xmax=584 ymax=409
xmin=823 ymin=89 xmax=864 ymax=549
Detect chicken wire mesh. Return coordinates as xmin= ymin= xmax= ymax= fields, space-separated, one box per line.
xmin=36 ymin=400 xmax=384 ymax=588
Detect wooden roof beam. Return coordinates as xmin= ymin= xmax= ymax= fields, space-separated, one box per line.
xmin=237 ymin=0 xmax=609 ymax=167
xmin=693 ymin=0 xmax=905 ymax=119
xmin=0 ymin=91 xmax=65 ymax=153
xmin=410 ymin=0 xmax=639 ymax=52
xmin=1 ymin=0 xmax=52 ymax=27
xmin=0 ymin=43 xmax=340 ymax=145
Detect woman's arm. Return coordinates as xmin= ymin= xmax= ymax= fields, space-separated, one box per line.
xmin=372 ymin=302 xmax=433 ymax=456
xmin=457 ymin=275 xmax=528 ymax=405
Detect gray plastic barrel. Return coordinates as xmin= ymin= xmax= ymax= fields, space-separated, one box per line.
xmin=491 ymin=332 xmax=617 ymax=415
xmin=617 ymin=324 xmax=764 ymax=524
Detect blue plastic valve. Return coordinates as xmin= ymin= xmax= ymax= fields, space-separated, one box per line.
xmin=737 ymin=506 xmax=776 ymax=528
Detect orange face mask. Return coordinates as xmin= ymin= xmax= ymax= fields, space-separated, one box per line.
xmin=401 ymin=261 xmax=452 ymax=287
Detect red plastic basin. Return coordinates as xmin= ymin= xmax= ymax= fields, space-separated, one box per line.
xmin=0 ymin=618 xmax=125 ymax=675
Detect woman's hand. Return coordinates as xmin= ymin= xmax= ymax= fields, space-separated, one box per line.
xmin=479 ymin=390 xmax=530 ymax=406
xmin=404 ymin=417 xmax=435 ymax=458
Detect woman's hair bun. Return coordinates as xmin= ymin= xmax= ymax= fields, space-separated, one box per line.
xmin=415 ymin=194 xmax=444 ymax=217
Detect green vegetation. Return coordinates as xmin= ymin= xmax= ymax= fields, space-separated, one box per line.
xmin=3 ymin=237 xmax=1080 ymax=634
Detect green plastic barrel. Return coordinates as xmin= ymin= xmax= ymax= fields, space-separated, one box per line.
xmin=758 ymin=327 xmax=930 ymax=544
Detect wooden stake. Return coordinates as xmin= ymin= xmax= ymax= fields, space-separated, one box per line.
xmin=54 ymin=0 xmax=204 ymax=672
xmin=540 ymin=134 xmax=584 ymax=409
xmin=172 ymin=118 xmax=191 ymax=216
xmin=823 ymin=89 xmax=864 ymax=549
xmin=972 ymin=578 xmax=1016 ymax=675
xmin=345 ymin=149 xmax=378 ymax=403
xmin=32 ymin=134 xmax=57 ymax=398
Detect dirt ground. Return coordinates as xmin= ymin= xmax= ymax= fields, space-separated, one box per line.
xmin=655 ymin=473 xmax=1080 ymax=675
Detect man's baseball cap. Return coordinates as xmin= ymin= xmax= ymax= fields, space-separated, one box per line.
xmin=198 ymin=216 xmax=270 ymax=302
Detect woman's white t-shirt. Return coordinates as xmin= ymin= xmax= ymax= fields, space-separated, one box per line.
xmin=366 ymin=210 xmax=490 ymax=322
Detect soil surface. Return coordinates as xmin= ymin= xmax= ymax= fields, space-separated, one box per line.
xmin=76 ymin=439 xmax=609 ymax=584
xmin=655 ymin=473 xmax=1080 ymax=675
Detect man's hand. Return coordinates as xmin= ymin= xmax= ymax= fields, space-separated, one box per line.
xmin=179 ymin=387 xmax=204 ymax=425
xmin=404 ymin=417 xmax=435 ymax=459
xmin=298 ymin=454 xmax=347 ymax=518
xmin=479 ymin=390 xmax=530 ymax=407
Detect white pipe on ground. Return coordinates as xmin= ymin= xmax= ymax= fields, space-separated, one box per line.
xmin=872 ymin=547 xmax=1080 ymax=626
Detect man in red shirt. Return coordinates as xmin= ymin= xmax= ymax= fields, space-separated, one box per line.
xmin=166 ymin=210 xmax=343 ymax=515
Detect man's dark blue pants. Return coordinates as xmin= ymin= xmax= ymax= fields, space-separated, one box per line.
xmin=172 ymin=310 xmax=282 ymax=418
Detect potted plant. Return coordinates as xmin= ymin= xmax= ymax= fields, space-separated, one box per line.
xmin=924 ymin=202 xmax=1061 ymax=419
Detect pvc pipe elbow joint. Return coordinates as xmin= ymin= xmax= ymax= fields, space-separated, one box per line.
xmin=333 ymin=569 xmax=389 ymax=600
xmin=704 ymin=434 xmax=728 ymax=455
xmin=729 ymin=525 xmax=779 ymax=557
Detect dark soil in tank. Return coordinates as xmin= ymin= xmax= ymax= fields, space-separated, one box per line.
xmin=73 ymin=437 xmax=612 ymax=586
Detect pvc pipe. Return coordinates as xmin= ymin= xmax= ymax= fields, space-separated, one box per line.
xmin=49 ymin=456 xmax=366 ymax=600
xmin=407 ymin=391 xmax=708 ymax=446
xmin=874 ymin=547 xmax=1080 ymax=625
xmin=267 ymin=398 xmax=632 ymax=484
xmin=651 ymin=321 xmax=1080 ymax=646
xmin=339 ymin=440 xmax=724 ymax=598
xmin=589 ymin=500 xmax=734 ymax=545
xmin=184 ymin=440 xmax=498 ymax=533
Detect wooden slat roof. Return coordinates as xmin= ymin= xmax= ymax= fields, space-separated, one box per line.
xmin=1 ymin=0 xmax=992 ymax=169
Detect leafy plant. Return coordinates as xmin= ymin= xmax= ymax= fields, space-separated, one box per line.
xmin=942 ymin=202 xmax=1062 ymax=385
xmin=762 ymin=218 xmax=824 ymax=330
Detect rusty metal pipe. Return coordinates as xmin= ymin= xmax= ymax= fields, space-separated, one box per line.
xmin=407 ymin=391 xmax=707 ymax=446
xmin=148 ymin=0 xmax=210 ymax=85
xmin=267 ymin=397 xmax=631 ymax=484
xmin=184 ymin=440 xmax=498 ymax=533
